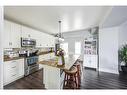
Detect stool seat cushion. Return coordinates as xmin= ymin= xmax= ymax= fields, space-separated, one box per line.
xmin=64 ymin=66 xmax=77 ymax=74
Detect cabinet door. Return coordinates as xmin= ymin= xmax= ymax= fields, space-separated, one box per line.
xmin=39 ymin=55 xmax=45 ymax=61
xmin=18 ymin=59 xmax=24 ymax=76
xmin=3 ymin=59 xmax=24 ymax=85
xmin=4 ymin=20 xmax=11 ymax=48
xmin=36 ymin=31 xmax=44 ymax=47
xmin=44 ymin=66 xmax=60 ymax=89
xmin=90 ymin=55 xmax=97 ymax=68
xmin=21 ymin=26 xmax=32 ymax=38
xmin=84 ymin=55 xmax=91 ymax=67
xmin=11 ymin=22 xmax=21 ymax=48
xmin=4 ymin=60 xmax=18 ymax=85
xmin=48 ymin=35 xmax=55 ymax=47
xmin=43 ymin=33 xmax=49 ymax=47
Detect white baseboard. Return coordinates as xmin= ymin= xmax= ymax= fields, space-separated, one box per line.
xmin=99 ymin=68 xmax=119 ymax=74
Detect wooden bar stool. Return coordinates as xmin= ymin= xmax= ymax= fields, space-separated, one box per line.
xmin=73 ymin=61 xmax=82 ymax=88
xmin=63 ymin=66 xmax=78 ymax=89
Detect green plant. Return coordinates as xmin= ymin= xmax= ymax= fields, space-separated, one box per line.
xmin=119 ymin=44 xmax=127 ymax=66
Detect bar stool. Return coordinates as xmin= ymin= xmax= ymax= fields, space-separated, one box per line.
xmin=73 ymin=61 xmax=82 ymax=88
xmin=63 ymin=66 xmax=78 ymax=89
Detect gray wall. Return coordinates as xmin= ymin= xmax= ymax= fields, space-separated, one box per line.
xmin=119 ymin=20 xmax=127 ymax=48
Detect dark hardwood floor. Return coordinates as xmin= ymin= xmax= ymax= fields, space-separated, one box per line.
xmin=4 ymin=68 xmax=127 ymax=89
xmin=81 ymin=68 xmax=127 ymax=89
xmin=4 ymin=69 xmax=45 ymax=89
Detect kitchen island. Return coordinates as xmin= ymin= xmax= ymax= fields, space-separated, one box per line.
xmin=37 ymin=54 xmax=80 ymax=89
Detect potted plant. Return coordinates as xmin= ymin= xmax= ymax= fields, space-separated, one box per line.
xmin=119 ymin=44 xmax=127 ymax=73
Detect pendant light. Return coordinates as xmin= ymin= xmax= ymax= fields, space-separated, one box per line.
xmin=58 ymin=20 xmax=64 ymax=43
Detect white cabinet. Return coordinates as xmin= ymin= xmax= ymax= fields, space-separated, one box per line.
xmin=3 ymin=58 xmax=24 ymax=85
xmin=4 ymin=20 xmax=21 ymax=48
xmin=42 ymin=65 xmax=62 ymax=89
xmin=21 ymin=25 xmax=55 ymax=48
xmin=84 ymin=55 xmax=97 ymax=69
xmin=4 ymin=20 xmax=55 ymax=48
xmin=48 ymin=35 xmax=55 ymax=47
xmin=36 ymin=33 xmax=55 ymax=48
xmin=4 ymin=20 xmax=11 ymax=48
xmin=21 ymin=26 xmax=37 ymax=39
xmin=11 ymin=22 xmax=21 ymax=48
xmin=39 ymin=53 xmax=55 ymax=62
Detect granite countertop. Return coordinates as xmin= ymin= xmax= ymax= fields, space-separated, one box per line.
xmin=4 ymin=51 xmax=55 ymax=62
xmin=37 ymin=51 xmax=54 ymax=56
xmin=37 ymin=54 xmax=80 ymax=70
xmin=4 ymin=56 xmax=24 ymax=61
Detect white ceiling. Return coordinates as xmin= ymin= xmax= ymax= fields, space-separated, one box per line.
xmin=102 ymin=6 xmax=127 ymax=28
xmin=4 ymin=6 xmax=111 ymax=34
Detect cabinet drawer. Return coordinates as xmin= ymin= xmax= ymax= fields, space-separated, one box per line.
xmin=3 ymin=59 xmax=24 ymax=85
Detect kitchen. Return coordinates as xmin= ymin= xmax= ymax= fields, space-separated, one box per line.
xmin=3 ymin=6 xmax=127 ymax=89
xmin=3 ymin=19 xmax=83 ymax=89
xmin=3 ymin=6 xmax=86 ymax=89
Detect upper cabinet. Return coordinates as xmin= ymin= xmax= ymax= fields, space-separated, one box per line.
xmin=4 ymin=20 xmax=55 ymax=48
xmin=21 ymin=26 xmax=37 ymax=39
xmin=4 ymin=20 xmax=21 ymax=48
xmin=21 ymin=25 xmax=55 ymax=48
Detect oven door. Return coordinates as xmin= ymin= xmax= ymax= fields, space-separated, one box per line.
xmin=26 ymin=56 xmax=38 ymax=66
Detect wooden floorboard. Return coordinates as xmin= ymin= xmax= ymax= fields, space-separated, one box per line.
xmin=81 ymin=68 xmax=127 ymax=89
xmin=4 ymin=69 xmax=45 ymax=89
xmin=4 ymin=68 xmax=127 ymax=89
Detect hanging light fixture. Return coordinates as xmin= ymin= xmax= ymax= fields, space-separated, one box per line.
xmin=58 ymin=20 xmax=64 ymax=43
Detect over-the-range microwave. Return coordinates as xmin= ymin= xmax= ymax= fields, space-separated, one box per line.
xmin=21 ymin=38 xmax=36 ymax=47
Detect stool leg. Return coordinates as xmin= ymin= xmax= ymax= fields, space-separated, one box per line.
xmin=63 ymin=74 xmax=67 ymax=88
xmin=74 ymin=74 xmax=77 ymax=89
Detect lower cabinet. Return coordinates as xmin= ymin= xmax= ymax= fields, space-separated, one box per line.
xmin=39 ymin=53 xmax=55 ymax=62
xmin=84 ymin=55 xmax=98 ymax=69
xmin=40 ymin=64 xmax=64 ymax=89
xmin=38 ymin=53 xmax=55 ymax=69
xmin=3 ymin=58 xmax=24 ymax=85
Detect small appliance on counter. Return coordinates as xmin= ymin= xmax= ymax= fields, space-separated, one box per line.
xmin=19 ymin=49 xmax=39 ymax=57
xmin=4 ymin=49 xmax=19 ymax=58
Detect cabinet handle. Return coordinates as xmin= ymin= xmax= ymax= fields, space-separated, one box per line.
xmin=28 ymin=34 xmax=31 ymax=37
xmin=12 ymin=61 xmax=17 ymax=63
xmin=11 ymin=66 xmax=16 ymax=68
xmin=11 ymin=74 xmax=16 ymax=77
xmin=9 ymin=42 xmax=10 ymax=45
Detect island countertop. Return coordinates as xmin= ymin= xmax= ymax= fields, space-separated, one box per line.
xmin=37 ymin=54 xmax=80 ymax=70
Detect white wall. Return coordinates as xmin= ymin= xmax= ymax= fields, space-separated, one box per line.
xmin=63 ymin=30 xmax=90 ymax=57
xmin=119 ymin=21 xmax=127 ymax=48
xmin=0 ymin=6 xmax=3 ymax=89
xmin=99 ymin=27 xmax=119 ymax=74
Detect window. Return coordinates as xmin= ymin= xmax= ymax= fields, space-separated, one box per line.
xmin=75 ymin=41 xmax=81 ymax=54
xmin=60 ymin=43 xmax=68 ymax=54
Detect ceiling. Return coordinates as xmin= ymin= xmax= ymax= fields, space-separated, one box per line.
xmin=102 ymin=6 xmax=127 ymax=28
xmin=4 ymin=6 xmax=111 ymax=34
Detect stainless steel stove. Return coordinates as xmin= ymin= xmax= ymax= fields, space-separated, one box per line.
xmin=24 ymin=56 xmax=39 ymax=76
